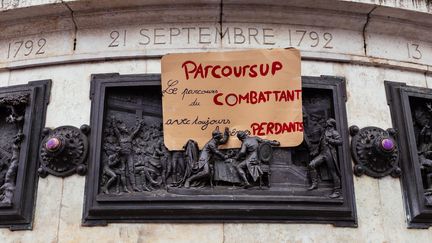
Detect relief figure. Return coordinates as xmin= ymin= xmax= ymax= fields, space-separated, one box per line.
xmin=184 ymin=127 xmax=229 ymax=188
xmin=0 ymin=94 xmax=28 ymax=204
xmin=234 ymin=131 xmax=280 ymax=187
xmin=413 ymin=103 xmax=432 ymax=198
xmin=307 ymin=118 xmax=342 ymax=198
xmin=112 ymin=117 xmax=143 ymax=192
xmin=99 ymin=98 xmax=342 ymax=198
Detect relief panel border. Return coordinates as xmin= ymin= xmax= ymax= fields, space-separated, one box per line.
xmin=82 ymin=73 xmax=356 ymax=227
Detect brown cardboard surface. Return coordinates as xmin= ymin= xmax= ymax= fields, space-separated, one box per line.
xmin=161 ymin=48 xmax=302 ymax=150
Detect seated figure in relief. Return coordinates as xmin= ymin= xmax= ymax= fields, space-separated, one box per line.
xmin=184 ymin=127 xmax=229 ymax=188
xmin=234 ymin=131 xmax=280 ymax=187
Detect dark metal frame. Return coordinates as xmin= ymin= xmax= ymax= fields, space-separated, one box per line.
xmin=83 ymin=74 xmax=357 ymax=227
xmin=385 ymin=81 xmax=432 ymax=228
xmin=0 ymin=80 xmax=51 ymax=230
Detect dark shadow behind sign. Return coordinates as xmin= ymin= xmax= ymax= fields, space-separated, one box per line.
xmin=386 ymin=81 xmax=432 ymax=229
xmin=83 ymin=74 xmax=356 ymax=227
xmin=0 ymin=80 xmax=51 ymax=230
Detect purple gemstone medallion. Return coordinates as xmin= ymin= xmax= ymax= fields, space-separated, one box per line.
xmin=381 ymin=138 xmax=394 ymax=151
xmin=45 ymin=137 xmax=61 ymax=152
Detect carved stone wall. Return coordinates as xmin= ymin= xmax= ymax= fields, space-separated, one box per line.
xmin=1 ymin=0 xmax=432 ymax=242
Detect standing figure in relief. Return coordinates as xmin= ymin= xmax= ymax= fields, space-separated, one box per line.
xmin=184 ymin=127 xmax=229 ymax=188
xmin=0 ymin=133 xmax=23 ymax=204
xmin=102 ymin=134 xmax=129 ymax=194
xmin=234 ymin=131 xmax=280 ymax=187
xmin=134 ymin=146 xmax=159 ymax=191
xmin=307 ymin=118 xmax=342 ymax=198
xmin=112 ymin=117 xmax=143 ymax=192
xmin=154 ymin=136 xmax=170 ymax=188
xmin=167 ymin=151 xmax=185 ymax=184
xmin=172 ymin=140 xmax=199 ymax=187
xmin=143 ymin=128 xmax=165 ymax=188
xmin=102 ymin=152 xmax=129 ymax=194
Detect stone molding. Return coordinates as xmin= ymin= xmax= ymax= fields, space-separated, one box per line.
xmin=0 ymin=0 xmax=431 ymax=75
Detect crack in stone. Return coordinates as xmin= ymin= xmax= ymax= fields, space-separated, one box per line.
xmin=362 ymin=5 xmax=378 ymax=56
xmin=222 ymin=223 xmax=226 ymax=243
xmin=61 ymin=0 xmax=78 ymax=51
xmin=55 ymin=179 xmax=65 ymax=243
xmin=218 ymin=0 xmax=224 ymax=45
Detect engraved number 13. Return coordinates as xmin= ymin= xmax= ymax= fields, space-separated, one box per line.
xmin=407 ymin=43 xmax=422 ymax=60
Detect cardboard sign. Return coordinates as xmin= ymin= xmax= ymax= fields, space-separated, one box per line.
xmin=161 ymin=48 xmax=302 ymax=150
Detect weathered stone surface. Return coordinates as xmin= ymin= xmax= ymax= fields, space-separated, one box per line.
xmin=1 ymin=60 xmax=431 ymax=242
xmin=344 ymin=65 xmax=426 ymax=128
xmin=0 ymin=31 xmax=75 ymax=65
xmin=1 ymin=0 xmax=432 ymax=76
xmin=0 ymin=72 xmax=10 ymax=87
xmin=76 ymin=24 xmax=221 ymax=56
xmin=426 ymin=73 xmax=432 ymax=88
xmin=345 ymin=0 xmax=432 ymax=13
xmin=0 ymin=176 xmax=62 ymax=243
xmin=0 ymin=1 xmax=432 ymax=242
xmin=3 ymin=0 xmax=432 ymax=14
xmin=0 ymin=0 xmax=61 ymax=11
xmin=365 ymin=6 xmax=432 ymax=66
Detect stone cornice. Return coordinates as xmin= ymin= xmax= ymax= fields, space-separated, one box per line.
xmin=0 ymin=0 xmax=431 ymax=75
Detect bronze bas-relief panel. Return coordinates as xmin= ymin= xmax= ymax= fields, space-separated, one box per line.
xmin=0 ymin=80 xmax=51 ymax=230
xmin=83 ymin=74 xmax=356 ymax=226
xmin=386 ymin=82 xmax=432 ymax=228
